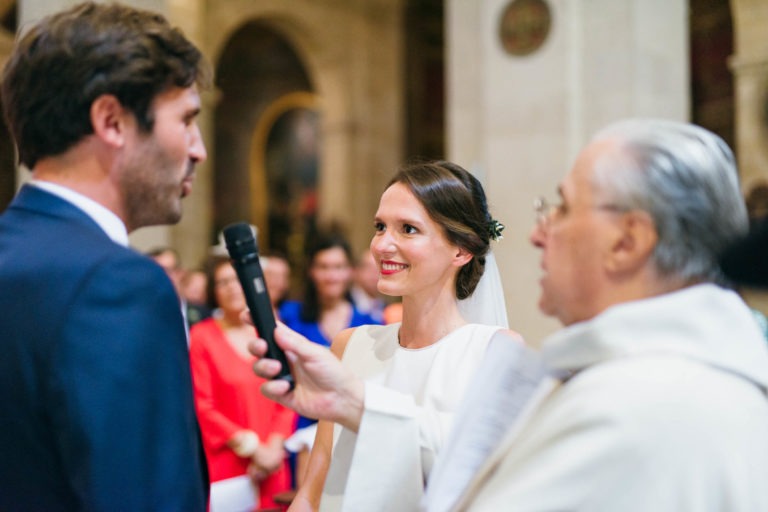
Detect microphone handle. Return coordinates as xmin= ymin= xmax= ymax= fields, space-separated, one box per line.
xmin=231 ymin=253 xmax=294 ymax=387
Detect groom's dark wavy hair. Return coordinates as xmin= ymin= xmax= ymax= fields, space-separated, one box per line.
xmin=2 ymin=1 xmax=210 ymax=169
xmin=387 ymin=160 xmax=495 ymax=300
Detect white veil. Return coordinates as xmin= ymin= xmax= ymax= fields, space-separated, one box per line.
xmin=457 ymin=251 xmax=509 ymax=328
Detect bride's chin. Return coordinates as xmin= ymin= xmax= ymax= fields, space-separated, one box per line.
xmin=377 ymin=283 xmax=400 ymax=296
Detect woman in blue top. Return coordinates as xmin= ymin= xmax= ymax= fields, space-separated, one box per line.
xmin=279 ymin=233 xmax=379 ymax=348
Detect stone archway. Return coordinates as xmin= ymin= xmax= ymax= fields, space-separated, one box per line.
xmin=213 ymin=19 xmax=314 ymax=244
xmin=248 ymin=91 xmax=320 ymax=260
xmin=206 ymin=1 xmax=404 ymax=255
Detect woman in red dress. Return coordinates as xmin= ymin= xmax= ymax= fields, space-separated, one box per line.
xmin=190 ymin=255 xmax=296 ymax=510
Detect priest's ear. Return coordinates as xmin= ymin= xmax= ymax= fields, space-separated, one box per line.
xmin=605 ymin=210 xmax=658 ymax=275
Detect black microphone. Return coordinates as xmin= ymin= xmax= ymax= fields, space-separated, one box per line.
xmin=223 ymin=222 xmax=293 ymax=387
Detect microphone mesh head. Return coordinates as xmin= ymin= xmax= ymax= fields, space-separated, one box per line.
xmin=223 ymin=222 xmax=259 ymax=259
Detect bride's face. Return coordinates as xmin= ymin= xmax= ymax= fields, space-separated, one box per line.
xmin=371 ymin=183 xmax=469 ymax=299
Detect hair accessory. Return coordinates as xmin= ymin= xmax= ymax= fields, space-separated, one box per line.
xmin=489 ymin=219 xmax=505 ymax=241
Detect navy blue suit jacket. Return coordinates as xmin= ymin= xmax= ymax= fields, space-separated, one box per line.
xmin=0 ymin=185 xmax=207 ymax=511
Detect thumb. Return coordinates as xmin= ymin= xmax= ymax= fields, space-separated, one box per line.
xmin=274 ymin=324 xmax=319 ymax=358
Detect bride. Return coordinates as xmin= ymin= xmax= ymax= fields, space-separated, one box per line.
xmin=252 ymin=160 xmax=517 ymax=511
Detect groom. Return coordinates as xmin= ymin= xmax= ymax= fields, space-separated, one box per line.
xmin=0 ymin=2 xmax=210 ymax=510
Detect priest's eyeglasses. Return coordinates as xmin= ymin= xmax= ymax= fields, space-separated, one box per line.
xmin=534 ymin=197 xmax=624 ymax=227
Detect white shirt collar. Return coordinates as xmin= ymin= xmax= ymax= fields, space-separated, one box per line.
xmin=30 ymin=180 xmax=129 ymax=247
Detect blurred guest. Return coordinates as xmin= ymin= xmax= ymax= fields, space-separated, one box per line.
xmin=148 ymin=246 xmax=184 ymax=291
xmin=181 ymin=268 xmax=212 ymax=326
xmin=722 ymin=178 xmax=768 ymax=339
xmin=149 ymin=247 xmax=211 ymax=329
xmin=279 ymin=234 xmax=379 ymax=347
xmin=382 ymin=300 xmax=403 ymax=324
xmin=190 ymin=255 xmax=296 ymax=510
xmin=350 ymin=248 xmax=386 ymax=323
xmin=719 ymin=180 xmax=768 ymax=339
xmin=745 ymin=179 xmax=768 ymax=227
xmin=722 ymin=181 xmax=768 ymax=288
xmin=261 ymin=253 xmax=292 ymax=316
xmin=182 ymin=268 xmax=209 ymax=305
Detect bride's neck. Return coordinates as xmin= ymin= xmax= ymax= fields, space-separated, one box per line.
xmin=398 ymin=296 xmax=465 ymax=349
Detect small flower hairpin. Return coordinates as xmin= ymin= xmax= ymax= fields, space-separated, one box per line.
xmin=489 ymin=219 xmax=505 ymax=241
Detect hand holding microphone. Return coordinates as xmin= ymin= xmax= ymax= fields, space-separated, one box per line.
xmin=251 ymin=324 xmax=366 ymax=432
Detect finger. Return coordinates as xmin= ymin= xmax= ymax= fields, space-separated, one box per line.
xmin=253 ymin=358 xmax=282 ymax=378
xmin=260 ymin=378 xmax=293 ymax=401
xmin=248 ymin=338 xmax=268 ymax=358
xmin=275 ymin=325 xmax=338 ymax=374
xmin=274 ymin=323 xmax=321 ymax=358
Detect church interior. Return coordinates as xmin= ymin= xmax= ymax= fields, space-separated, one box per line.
xmin=0 ymin=0 xmax=765 ymax=340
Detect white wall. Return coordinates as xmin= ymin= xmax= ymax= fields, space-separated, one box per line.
xmin=447 ymin=0 xmax=688 ymax=343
